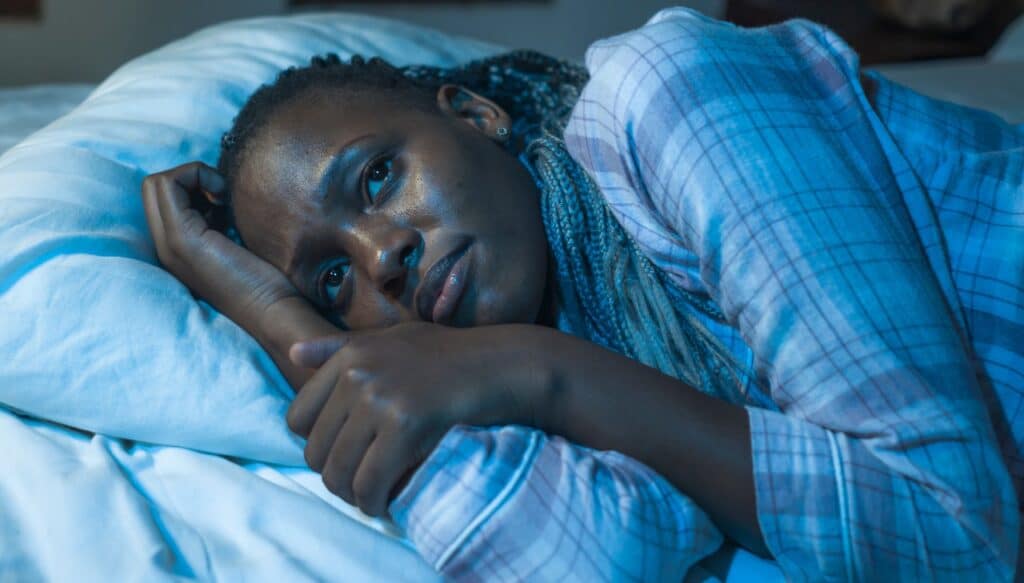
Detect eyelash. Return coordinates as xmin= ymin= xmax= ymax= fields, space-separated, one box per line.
xmin=318 ymin=155 xmax=396 ymax=307
xmin=362 ymin=156 xmax=394 ymax=206
xmin=319 ymin=260 xmax=349 ymax=308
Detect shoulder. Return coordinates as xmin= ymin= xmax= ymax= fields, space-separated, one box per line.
xmin=567 ymin=8 xmax=859 ymax=138
xmin=581 ymin=7 xmax=737 ymax=93
xmin=563 ymin=8 xmax=865 ymax=201
xmin=567 ymin=8 xmax=731 ymax=139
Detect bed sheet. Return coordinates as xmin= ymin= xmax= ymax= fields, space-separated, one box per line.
xmin=0 ymin=407 xmax=439 ymax=582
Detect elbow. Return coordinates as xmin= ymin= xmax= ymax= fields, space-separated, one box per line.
xmin=922 ymin=454 xmax=1020 ymax=578
xmin=873 ymin=467 xmax=1020 ymax=580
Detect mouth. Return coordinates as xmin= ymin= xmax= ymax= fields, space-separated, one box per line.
xmin=414 ymin=240 xmax=472 ymax=325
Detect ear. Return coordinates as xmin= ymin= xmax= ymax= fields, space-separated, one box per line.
xmin=436 ymin=84 xmax=512 ymax=143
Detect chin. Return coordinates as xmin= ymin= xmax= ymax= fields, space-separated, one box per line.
xmin=457 ymin=297 xmax=509 ymax=328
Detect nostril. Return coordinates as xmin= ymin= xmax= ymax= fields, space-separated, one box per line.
xmin=401 ymin=243 xmax=416 ymax=270
xmin=381 ymin=270 xmax=408 ymax=300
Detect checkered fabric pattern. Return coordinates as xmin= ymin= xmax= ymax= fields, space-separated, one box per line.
xmin=390 ymin=8 xmax=1023 ymax=581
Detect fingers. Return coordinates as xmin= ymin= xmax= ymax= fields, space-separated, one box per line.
xmin=319 ymin=425 xmax=425 ymax=517
xmin=154 ymin=171 xmax=206 ymax=242
xmin=170 ymin=161 xmax=227 ymax=202
xmin=352 ymin=433 xmax=421 ymax=517
xmin=289 ymin=336 xmax=349 ymax=369
xmin=287 ymin=364 xmax=338 ymax=437
xmin=142 ymin=161 xmax=227 ymax=257
xmin=287 ymin=359 xmax=367 ymax=436
xmin=141 ymin=180 xmax=168 ymax=258
xmin=303 ymin=386 xmax=350 ymax=472
xmin=320 ymin=417 xmax=374 ymax=506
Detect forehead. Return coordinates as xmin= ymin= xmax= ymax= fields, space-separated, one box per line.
xmin=229 ymin=90 xmax=430 ymax=269
xmin=268 ymin=86 xmax=430 ymax=140
xmin=244 ymin=88 xmax=429 ymax=186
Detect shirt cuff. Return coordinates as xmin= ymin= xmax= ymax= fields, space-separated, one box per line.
xmin=388 ymin=425 xmax=541 ymax=571
xmin=747 ymin=406 xmax=850 ymax=580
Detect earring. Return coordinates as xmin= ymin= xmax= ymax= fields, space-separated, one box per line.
xmin=496 ymin=127 xmax=510 ymax=139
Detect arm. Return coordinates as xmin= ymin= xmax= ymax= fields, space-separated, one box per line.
xmin=286 ymin=323 xmax=731 ymax=581
xmin=563 ymin=8 xmax=1018 ymax=579
xmin=390 ymin=424 xmax=725 ymax=582
xmin=141 ymin=162 xmax=337 ymax=389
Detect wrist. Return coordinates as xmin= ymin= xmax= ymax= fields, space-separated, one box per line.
xmin=497 ymin=324 xmax=568 ymax=433
xmin=255 ymin=295 xmax=339 ymax=356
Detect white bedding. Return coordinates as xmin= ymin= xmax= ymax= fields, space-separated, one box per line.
xmin=2 ymin=12 xmax=1022 ymax=583
xmin=0 ymin=407 xmax=436 ymax=582
xmin=0 ymin=13 xmax=493 ymax=583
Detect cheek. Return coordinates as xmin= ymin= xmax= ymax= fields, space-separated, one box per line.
xmin=471 ymin=235 xmax=548 ymax=326
xmin=342 ymin=281 xmax=405 ymax=330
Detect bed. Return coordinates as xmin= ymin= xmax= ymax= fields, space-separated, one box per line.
xmin=0 ymin=12 xmax=1021 ymax=583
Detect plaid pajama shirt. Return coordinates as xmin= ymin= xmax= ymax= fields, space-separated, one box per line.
xmin=389 ymin=8 xmax=1024 ymax=581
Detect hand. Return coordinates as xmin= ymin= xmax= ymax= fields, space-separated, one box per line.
xmin=286 ymin=322 xmax=557 ymax=517
xmin=141 ymin=161 xmax=301 ymax=323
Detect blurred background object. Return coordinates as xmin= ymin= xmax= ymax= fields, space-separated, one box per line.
xmin=727 ymin=0 xmax=1024 ymax=63
xmin=868 ymin=0 xmax=995 ymax=32
xmin=0 ymin=0 xmax=38 ymax=18
xmin=1 ymin=1 xmax=1021 ymax=85
xmin=0 ymin=0 xmax=725 ymax=86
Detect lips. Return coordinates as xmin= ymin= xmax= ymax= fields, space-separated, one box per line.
xmin=415 ymin=240 xmax=471 ymax=323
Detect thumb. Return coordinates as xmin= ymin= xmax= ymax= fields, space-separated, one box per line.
xmin=289 ymin=335 xmax=349 ymax=369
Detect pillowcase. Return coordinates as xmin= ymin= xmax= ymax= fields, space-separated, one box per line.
xmin=0 ymin=13 xmax=500 ymax=464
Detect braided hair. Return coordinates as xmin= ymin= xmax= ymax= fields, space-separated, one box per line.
xmin=218 ymin=51 xmax=756 ymax=405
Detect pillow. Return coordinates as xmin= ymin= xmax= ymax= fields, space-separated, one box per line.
xmin=0 ymin=13 xmax=500 ymax=464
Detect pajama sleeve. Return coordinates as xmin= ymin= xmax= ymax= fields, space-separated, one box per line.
xmin=389 ymin=425 xmax=724 ymax=582
xmin=562 ymin=8 xmax=1019 ymax=581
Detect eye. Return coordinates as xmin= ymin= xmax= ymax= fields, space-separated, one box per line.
xmin=319 ymin=260 xmax=350 ymax=306
xmin=363 ymin=157 xmax=394 ymax=205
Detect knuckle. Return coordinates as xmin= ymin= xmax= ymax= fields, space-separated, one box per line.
xmin=357 ymin=381 xmax=385 ymax=407
xmin=386 ymin=402 xmax=418 ymax=433
xmin=150 ymin=174 xmax=173 ymax=191
xmin=344 ymin=366 xmax=371 ymax=385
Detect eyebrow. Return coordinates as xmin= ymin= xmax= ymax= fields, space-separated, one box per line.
xmin=282 ymin=133 xmax=376 ymax=285
xmin=315 ymin=132 xmax=376 ymax=203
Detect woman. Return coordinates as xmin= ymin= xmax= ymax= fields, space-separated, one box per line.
xmin=141 ymin=8 xmax=1022 ymax=581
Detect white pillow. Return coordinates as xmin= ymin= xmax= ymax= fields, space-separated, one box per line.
xmin=0 ymin=13 xmax=500 ymax=464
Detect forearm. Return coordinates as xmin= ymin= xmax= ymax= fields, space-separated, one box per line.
xmin=248 ymin=296 xmax=341 ymax=390
xmin=534 ymin=330 xmax=768 ymax=557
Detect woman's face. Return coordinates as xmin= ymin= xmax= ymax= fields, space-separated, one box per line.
xmin=230 ymin=85 xmax=550 ymax=330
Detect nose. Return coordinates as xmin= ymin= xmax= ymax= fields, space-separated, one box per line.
xmin=355 ymin=218 xmax=420 ymax=299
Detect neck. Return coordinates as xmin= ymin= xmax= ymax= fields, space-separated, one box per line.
xmin=533 ymin=248 xmax=560 ymax=328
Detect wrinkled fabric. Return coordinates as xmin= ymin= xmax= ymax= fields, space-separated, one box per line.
xmin=392 ymin=8 xmax=1022 ymax=582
